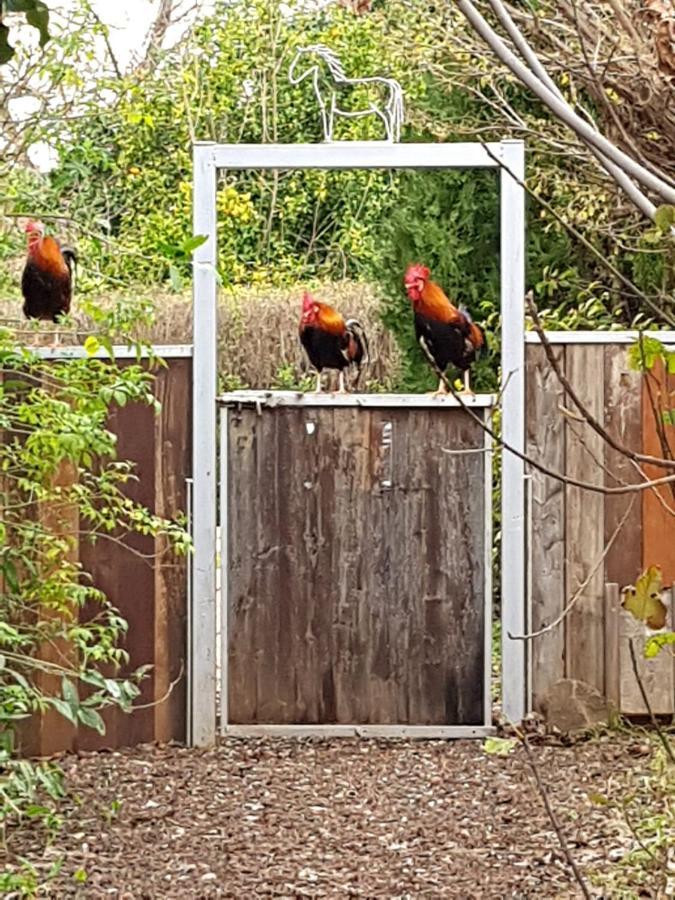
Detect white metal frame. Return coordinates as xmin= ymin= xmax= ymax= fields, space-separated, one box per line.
xmin=192 ymin=139 xmax=526 ymax=746
xmin=218 ymin=392 xmax=494 ymax=739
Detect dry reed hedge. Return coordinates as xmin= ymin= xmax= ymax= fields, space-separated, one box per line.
xmin=0 ymin=280 xmax=402 ymax=390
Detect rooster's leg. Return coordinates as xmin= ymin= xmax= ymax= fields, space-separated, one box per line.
xmin=337 ymin=370 xmax=348 ymax=394
xmin=315 ymin=371 xmax=323 ymax=393
xmin=460 ymin=370 xmax=475 ymax=397
xmin=427 ymin=376 xmax=448 ymax=396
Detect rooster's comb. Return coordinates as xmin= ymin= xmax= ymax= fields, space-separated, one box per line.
xmin=404 ymin=263 xmax=430 ymax=284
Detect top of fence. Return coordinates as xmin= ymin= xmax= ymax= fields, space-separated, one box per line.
xmin=34 ymin=344 xmax=193 ymax=360
xmin=218 ymin=390 xmax=494 ymax=409
xmin=525 ymin=331 xmax=675 ymax=345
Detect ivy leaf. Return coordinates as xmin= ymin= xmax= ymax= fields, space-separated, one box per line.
xmin=621 ymin=566 xmax=667 ymax=630
xmin=482 ymin=736 xmax=516 ymax=756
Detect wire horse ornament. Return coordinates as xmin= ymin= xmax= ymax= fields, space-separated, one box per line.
xmin=288 ymin=45 xmax=404 ymax=142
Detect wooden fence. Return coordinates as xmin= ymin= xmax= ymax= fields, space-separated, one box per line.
xmin=16 ymin=347 xmax=191 ymax=756
xmin=220 ymin=393 xmax=493 ymax=737
xmin=526 ymin=334 xmax=675 ymax=715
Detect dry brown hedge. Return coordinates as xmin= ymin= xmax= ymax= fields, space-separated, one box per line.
xmin=0 ymin=280 xmax=403 ymax=390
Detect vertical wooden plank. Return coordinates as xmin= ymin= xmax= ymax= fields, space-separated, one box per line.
xmin=619 ymin=587 xmax=674 ymax=716
xmin=153 ymin=359 xmax=190 ymax=742
xmin=565 ymin=345 xmax=605 ymax=692
xmin=604 ymin=345 xmax=643 ymax=587
xmin=32 ymin=456 xmax=79 ymax=757
xmin=604 ymin=583 xmax=620 ymax=711
xmin=642 ymin=358 xmax=675 ymax=583
xmin=79 ymin=375 xmax=157 ymax=750
xmin=526 ymin=344 xmax=566 ymax=711
xmin=226 ymin=406 xmax=259 ymax=723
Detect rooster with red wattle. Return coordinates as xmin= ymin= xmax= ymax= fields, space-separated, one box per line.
xmin=299 ymin=292 xmax=369 ymax=393
xmin=21 ymin=220 xmax=77 ymax=345
xmin=403 ymin=263 xmax=485 ymax=395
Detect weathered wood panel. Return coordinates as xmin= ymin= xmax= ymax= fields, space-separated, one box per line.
xmin=564 ymin=346 xmax=605 ymax=693
xmin=642 ymin=359 xmax=675 ymax=584
xmin=227 ymin=404 xmax=489 ymax=727
xmin=604 ymin=345 xmax=643 ymax=588
xmin=526 ymin=344 xmax=566 ymax=708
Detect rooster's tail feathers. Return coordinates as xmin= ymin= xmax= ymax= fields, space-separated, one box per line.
xmin=345 ymin=318 xmax=370 ymax=366
xmin=62 ymin=248 xmax=78 ymax=277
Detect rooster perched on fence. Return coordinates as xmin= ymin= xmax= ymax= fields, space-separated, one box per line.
xmin=299 ymin=292 xmax=369 ymax=393
xmin=21 ymin=220 xmax=77 ymax=344
xmin=403 ymin=263 xmax=485 ymax=395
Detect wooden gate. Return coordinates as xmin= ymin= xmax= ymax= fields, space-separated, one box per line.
xmin=219 ymin=392 xmax=493 ymax=738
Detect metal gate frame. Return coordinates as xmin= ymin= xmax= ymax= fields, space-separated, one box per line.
xmin=218 ymin=391 xmax=494 ymax=739
xmin=191 ymin=141 xmax=526 ymax=747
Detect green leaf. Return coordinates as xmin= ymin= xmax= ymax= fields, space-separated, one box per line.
xmin=644 ymin=632 xmax=675 ymax=659
xmin=654 ymin=204 xmax=675 ymax=232
xmin=50 ymin=698 xmax=78 ymax=725
xmin=77 ymin=706 xmax=105 ymax=735
xmin=168 ymin=265 xmax=183 ymax=292
xmin=61 ymin=676 xmax=79 ymax=708
xmin=181 ymin=234 xmax=208 ymax=255
xmin=482 ymin=736 xmax=516 ymax=756
xmin=73 ymin=868 xmax=88 ymax=884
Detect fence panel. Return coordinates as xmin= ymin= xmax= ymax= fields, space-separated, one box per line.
xmin=15 ymin=348 xmax=191 ymax=756
xmin=527 ymin=334 xmax=675 ymax=716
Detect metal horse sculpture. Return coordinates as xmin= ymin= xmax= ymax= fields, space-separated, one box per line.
xmin=288 ymin=44 xmax=404 ymax=143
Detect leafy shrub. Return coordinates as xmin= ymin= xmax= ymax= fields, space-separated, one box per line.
xmin=0 ymin=311 xmax=189 ymax=885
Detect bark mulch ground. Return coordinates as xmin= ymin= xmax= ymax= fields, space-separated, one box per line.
xmin=8 ymin=733 xmax=655 ymax=898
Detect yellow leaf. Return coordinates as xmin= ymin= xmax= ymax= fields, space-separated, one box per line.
xmin=621 ymin=566 xmax=667 ymax=630
xmin=83 ymin=336 xmax=100 ymax=357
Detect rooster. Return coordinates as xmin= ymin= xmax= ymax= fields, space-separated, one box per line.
xmin=21 ymin=220 xmax=77 ymax=343
xmin=299 ymin=292 xmax=369 ymax=393
xmin=403 ymin=263 xmax=485 ymax=395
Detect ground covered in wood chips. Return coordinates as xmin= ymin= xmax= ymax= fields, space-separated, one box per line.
xmin=7 ymin=733 xmax=664 ymax=897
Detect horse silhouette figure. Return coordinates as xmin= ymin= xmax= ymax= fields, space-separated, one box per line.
xmin=288 ymin=44 xmax=404 ymax=142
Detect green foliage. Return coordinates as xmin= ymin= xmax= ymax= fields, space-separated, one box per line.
xmin=27 ymin=0 xmax=427 ymax=291
xmin=373 ymin=170 xmax=500 ymax=392
xmin=644 ymin=632 xmax=675 ymax=660
xmin=628 ymin=337 xmax=675 ymax=375
xmin=591 ymin=744 xmax=675 ymax=897
xmin=0 ymin=303 xmax=189 ymax=888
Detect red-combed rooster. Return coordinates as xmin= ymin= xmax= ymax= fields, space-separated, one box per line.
xmin=403 ymin=263 xmax=485 ymax=395
xmin=299 ymin=292 xmax=369 ymax=393
xmin=21 ymin=220 xmax=77 ymax=343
